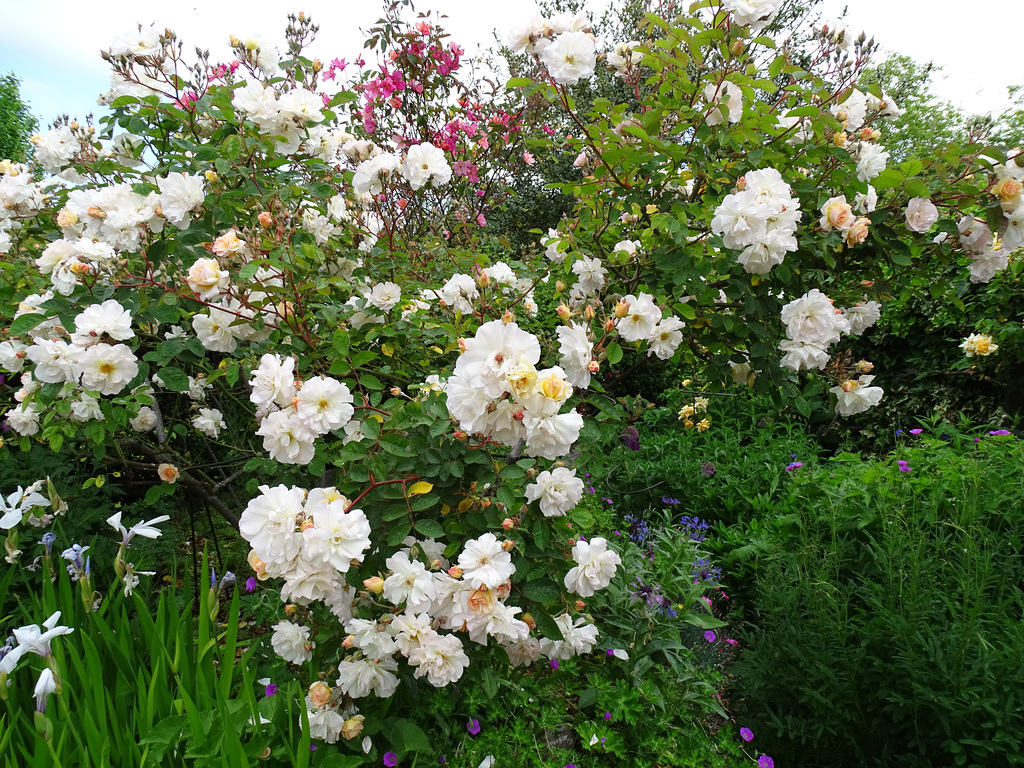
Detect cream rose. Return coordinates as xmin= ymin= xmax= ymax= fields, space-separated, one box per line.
xmin=993 ymin=176 xmax=1023 ymax=209
xmin=186 ymin=257 xmax=229 ymax=299
xmin=845 ymin=216 xmax=871 ymax=246
xmin=819 ymin=196 xmax=854 ymax=232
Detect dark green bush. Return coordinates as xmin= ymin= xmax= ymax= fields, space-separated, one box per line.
xmin=729 ymin=432 xmax=1024 ymax=768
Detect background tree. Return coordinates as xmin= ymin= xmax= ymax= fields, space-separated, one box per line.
xmin=0 ymin=73 xmax=38 ymax=163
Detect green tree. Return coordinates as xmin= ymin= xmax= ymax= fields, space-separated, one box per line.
xmin=858 ymin=54 xmax=973 ymax=161
xmin=0 ymin=72 xmax=37 ymax=163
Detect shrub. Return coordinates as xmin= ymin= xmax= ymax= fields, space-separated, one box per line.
xmin=729 ymin=430 xmax=1024 ymax=767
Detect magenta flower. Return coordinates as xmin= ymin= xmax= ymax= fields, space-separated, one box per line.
xmin=604 ymin=711 xmax=612 ymax=720
xmin=467 ymin=718 xmax=481 ymax=735
xmin=758 ymin=757 xmax=774 ymax=768
xmin=384 ymin=752 xmax=398 ymax=767
xmin=704 ymin=630 xmax=716 ymax=643
xmin=245 ymin=576 xmax=257 ymax=593
xmin=264 ymin=683 xmax=278 ymax=697
xmin=550 ymin=659 xmax=559 ymax=670
xmin=897 ymin=460 xmax=911 ymax=473
xmin=740 ymin=727 xmax=754 ymax=741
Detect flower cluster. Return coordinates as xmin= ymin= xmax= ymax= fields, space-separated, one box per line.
xmin=250 ymin=354 xmax=355 ymax=464
xmin=510 ymin=14 xmax=596 ymax=86
xmin=4 ymin=299 xmax=148 ymax=437
xmin=678 ymin=396 xmax=710 ymax=430
xmin=960 ymin=333 xmax=998 ymax=358
xmin=0 ymin=160 xmax=54 ymax=255
xmin=239 ymin=485 xmax=370 ymax=609
xmin=711 ymin=168 xmax=802 ymax=274
xmin=445 ymin=320 xmax=583 ymax=460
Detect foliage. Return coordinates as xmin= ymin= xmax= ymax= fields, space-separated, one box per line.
xmin=0 ymin=551 xmax=315 ymax=768
xmin=728 ymin=428 xmax=1024 ymax=767
xmin=0 ymin=73 xmax=37 ymax=164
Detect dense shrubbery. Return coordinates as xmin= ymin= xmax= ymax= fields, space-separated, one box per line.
xmin=727 ymin=426 xmax=1024 ymax=768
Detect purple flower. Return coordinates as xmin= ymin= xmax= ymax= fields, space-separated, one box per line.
xmin=740 ymin=727 xmax=754 ymax=742
xmin=604 ymin=711 xmax=612 ymax=720
xmin=680 ymin=516 xmax=709 ymax=542
xmin=245 ymin=576 xmax=257 ymax=593
xmin=691 ymin=559 xmax=721 ymax=584
xmin=661 ymin=496 xmax=680 ymax=505
xmin=758 ymin=757 xmax=774 ymax=768
xmin=909 ymin=429 xmax=923 ymax=435
xmin=620 ymin=426 xmax=641 ymax=451
xmin=700 ymin=461 xmax=717 ymax=476
xmin=467 ymin=718 xmax=481 ymax=735
xmin=897 ymin=460 xmax=911 ymax=473
xmin=785 ymin=461 xmax=803 ymax=472
xmin=704 ymin=630 xmax=716 ymax=643
xmin=990 ymin=429 xmax=1012 ymax=436
xmin=264 ymin=683 xmax=278 ymax=697
xmin=566 ymin=764 xmax=578 ymax=768
xmin=310 ymin=743 xmax=318 ymax=752
xmin=384 ymin=752 xmax=398 ymax=767
xmin=550 ymin=659 xmax=559 ymax=670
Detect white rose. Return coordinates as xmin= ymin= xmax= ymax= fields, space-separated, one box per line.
xmin=905 ymin=197 xmax=938 ymax=233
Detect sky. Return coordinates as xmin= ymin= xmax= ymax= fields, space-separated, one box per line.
xmin=0 ymin=0 xmax=1018 ymax=131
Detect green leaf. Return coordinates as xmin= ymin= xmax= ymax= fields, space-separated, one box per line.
xmin=872 ymin=169 xmax=905 ymax=191
xmin=332 ymin=329 xmax=350 ymax=358
xmin=386 ymin=521 xmax=412 ymax=546
xmin=388 ymin=718 xmax=432 ymax=755
xmin=532 ymin=611 xmax=564 ymax=641
xmin=317 ymin=756 xmax=365 ymax=768
xmin=522 ymin=578 xmax=561 ymax=604
xmin=359 ymin=373 xmax=383 ymax=390
xmin=9 ymin=312 xmax=46 ymax=336
xmin=905 ymin=178 xmax=930 ymax=198
xmin=675 ymin=302 xmax=696 ymax=321
xmin=683 ymin=612 xmax=727 ymax=630
xmin=606 ymin=342 xmax=623 ymax=365
xmin=414 ymin=518 xmax=445 ymax=539
xmin=157 ymin=366 xmax=190 ymax=392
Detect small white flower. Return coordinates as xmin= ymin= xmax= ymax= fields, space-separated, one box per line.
xmin=271 ymin=620 xmax=313 ymax=664
xmin=524 ymin=467 xmax=584 ymax=517
xmin=192 ymin=407 xmax=226 ymax=438
xmin=564 ymin=537 xmax=620 ymax=597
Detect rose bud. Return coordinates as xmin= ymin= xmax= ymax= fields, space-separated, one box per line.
xmin=363 ymin=576 xmax=384 ymax=594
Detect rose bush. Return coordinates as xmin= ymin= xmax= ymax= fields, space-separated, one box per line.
xmin=0 ymin=0 xmax=1021 ymax=760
